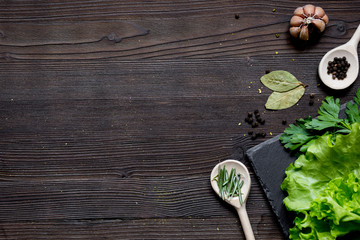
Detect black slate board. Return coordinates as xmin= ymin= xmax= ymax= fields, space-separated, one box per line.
xmin=245 ymin=103 xmax=348 ymax=238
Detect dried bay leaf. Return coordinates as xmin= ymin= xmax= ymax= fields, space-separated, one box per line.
xmin=261 ymin=70 xmax=303 ymax=92
xmin=265 ymin=85 xmax=305 ymax=110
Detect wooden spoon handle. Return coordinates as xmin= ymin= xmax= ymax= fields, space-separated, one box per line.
xmin=237 ymin=204 xmax=255 ymax=240
xmin=348 ymin=24 xmax=360 ymax=48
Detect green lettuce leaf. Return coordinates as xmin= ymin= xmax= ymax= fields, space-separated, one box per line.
xmin=281 ymin=123 xmax=360 ymax=239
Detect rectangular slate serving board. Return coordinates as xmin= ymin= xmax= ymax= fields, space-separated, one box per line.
xmin=245 ymin=103 xmax=348 ymax=238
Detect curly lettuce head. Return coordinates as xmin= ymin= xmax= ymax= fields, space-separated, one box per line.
xmin=281 ymin=123 xmax=360 ymax=239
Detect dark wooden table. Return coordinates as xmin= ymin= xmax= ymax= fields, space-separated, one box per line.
xmin=1 ymin=1 xmax=359 ymax=239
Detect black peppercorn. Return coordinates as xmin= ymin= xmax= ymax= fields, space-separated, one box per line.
xmin=248 ymin=112 xmax=253 ymax=117
xmin=310 ymin=93 xmax=315 ymax=99
xmin=309 ymin=99 xmax=314 ymax=106
xmin=282 ymin=120 xmax=287 ymax=125
xmin=248 ymin=131 xmax=253 ymax=135
xmin=252 ymin=122 xmax=258 ymax=128
xmin=260 ymin=119 xmax=265 ymax=125
xmin=251 ymin=135 xmax=257 ymax=140
xmin=327 ymin=56 xmax=350 ymax=80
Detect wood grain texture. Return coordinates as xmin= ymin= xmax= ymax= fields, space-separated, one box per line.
xmin=0 ymin=1 xmax=359 ymax=60
xmin=0 ymin=216 xmax=284 ymax=240
xmin=1 ymin=1 xmax=360 ymax=239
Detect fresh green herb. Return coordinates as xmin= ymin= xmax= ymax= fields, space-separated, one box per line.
xmin=213 ymin=166 xmax=244 ymax=205
xmin=260 ymin=70 xmax=307 ymax=110
xmin=280 ymin=89 xmax=360 ymax=153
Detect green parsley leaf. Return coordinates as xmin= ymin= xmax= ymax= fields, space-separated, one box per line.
xmin=305 ymin=96 xmax=345 ymax=131
xmin=280 ymin=92 xmax=360 ymax=152
xmin=280 ymin=117 xmax=317 ymax=152
xmin=345 ymin=89 xmax=360 ymax=124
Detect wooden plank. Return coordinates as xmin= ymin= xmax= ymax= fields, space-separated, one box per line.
xmin=0 ymin=1 xmax=358 ymax=60
xmin=0 ymin=134 xmax=249 ymax=178
xmin=0 ymin=216 xmax=284 ymax=240
xmin=1 ymin=57 xmax=357 ymax=101
xmin=0 ymin=175 xmax=273 ymax=221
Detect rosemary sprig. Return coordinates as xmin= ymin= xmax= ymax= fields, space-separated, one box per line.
xmin=213 ymin=165 xmax=244 ymax=205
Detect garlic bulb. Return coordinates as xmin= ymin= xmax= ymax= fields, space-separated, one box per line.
xmin=289 ymin=4 xmax=329 ymax=40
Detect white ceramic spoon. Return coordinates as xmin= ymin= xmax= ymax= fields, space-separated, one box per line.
xmin=210 ymin=159 xmax=255 ymax=240
xmin=318 ymin=24 xmax=360 ymax=90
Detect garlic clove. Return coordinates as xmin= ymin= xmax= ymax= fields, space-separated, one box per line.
xmin=303 ymin=4 xmax=315 ymax=17
xmin=299 ymin=26 xmax=309 ymax=41
xmin=293 ymin=7 xmax=305 ymax=17
xmin=314 ymin=6 xmax=325 ymax=18
xmin=322 ymin=14 xmax=329 ymax=25
xmin=289 ymin=27 xmax=301 ymax=38
xmin=290 ymin=15 xmax=304 ymax=27
xmin=312 ymin=19 xmax=326 ymax=32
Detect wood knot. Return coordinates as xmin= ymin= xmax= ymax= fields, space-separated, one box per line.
xmin=107 ymin=32 xmax=122 ymax=43
xmin=336 ymin=21 xmax=347 ymax=35
xmin=336 ymin=22 xmax=346 ymax=33
xmin=118 ymin=170 xmax=128 ymax=178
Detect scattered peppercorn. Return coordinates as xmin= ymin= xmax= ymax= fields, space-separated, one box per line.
xmin=310 ymin=93 xmax=315 ymax=99
xmin=254 ymin=132 xmax=267 ymax=138
xmin=309 ymin=99 xmax=314 ymax=106
xmin=235 ymin=14 xmax=240 ymax=19
xmin=282 ymin=120 xmax=287 ymax=125
xmin=265 ymin=69 xmax=270 ymax=74
xmin=243 ymin=109 xmax=266 ymax=136
xmin=327 ymin=56 xmax=350 ymax=80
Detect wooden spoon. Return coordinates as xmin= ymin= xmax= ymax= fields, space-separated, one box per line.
xmin=210 ymin=159 xmax=255 ymax=240
xmin=318 ymin=24 xmax=360 ymax=90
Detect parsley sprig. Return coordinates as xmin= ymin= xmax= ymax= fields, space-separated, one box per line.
xmin=280 ymin=89 xmax=360 ymax=153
